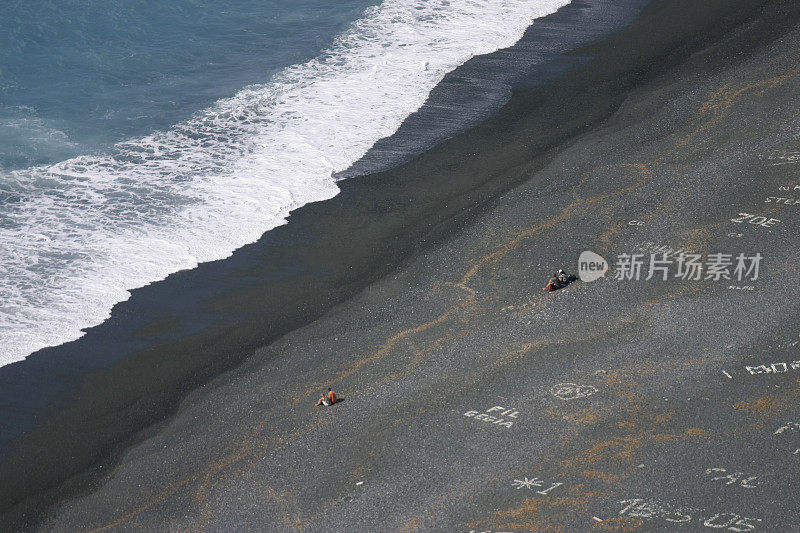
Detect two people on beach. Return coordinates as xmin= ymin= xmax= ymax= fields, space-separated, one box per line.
xmin=544 ymin=269 xmax=575 ymax=292
xmin=315 ymin=388 xmax=338 ymax=407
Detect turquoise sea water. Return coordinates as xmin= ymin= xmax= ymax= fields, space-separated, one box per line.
xmin=0 ymin=0 xmax=571 ymax=365
xmin=0 ymin=0 xmax=377 ymax=170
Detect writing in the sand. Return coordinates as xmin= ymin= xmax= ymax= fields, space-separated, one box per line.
xmin=511 ymin=476 xmax=563 ymax=494
xmin=463 ymin=406 xmax=519 ymax=428
xmin=775 ymin=336 xmax=800 ymax=349
xmin=730 ymin=213 xmax=780 ymax=227
xmin=761 ymin=151 xmax=800 ymax=166
xmin=618 ymin=499 xmax=762 ymax=531
xmin=765 ymin=196 xmax=800 ymax=205
xmin=550 ymin=382 xmax=597 ymax=401
xmin=704 ymin=468 xmax=760 ymax=488
xmin=774 ymin=422 xmax=800 ymax=435
xmin=774 ymin=423 xmax=800 ymax=455
xmin=635 ymin=242 xmax=694 ymax=257
xmin=745 ymin=361 xmax=800 ymax=375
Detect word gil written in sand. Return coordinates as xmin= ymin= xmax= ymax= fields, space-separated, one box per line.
xmin=463 ymin=406 xmax=519 ymax=428
xmin=618 ymin=499 xmax=762 ymax=531
xmin=705 ymin=468 xmax=760 ymax=488
xmin=511 ymin=476 xmax=563 ymax=494
xmin=730 ymin=213 xmax=780 ymax=228
xmin=745 ymin=361 xmax=800 ymax=375
xmin=550 ymin=382 xmax=597 ymax=401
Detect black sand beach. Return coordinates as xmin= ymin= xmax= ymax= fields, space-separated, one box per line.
xmin=4 ymin=0 xmax=800 ymax=530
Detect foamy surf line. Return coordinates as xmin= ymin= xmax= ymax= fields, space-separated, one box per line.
xmin=0 ymin=0 xmax=569 ymax=366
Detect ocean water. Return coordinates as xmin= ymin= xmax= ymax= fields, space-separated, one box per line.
xmin=0 ymin=0 xmax=570 ymax=366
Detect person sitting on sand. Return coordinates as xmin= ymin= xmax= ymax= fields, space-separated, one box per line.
xmin=545 ymin=269 xmax=577 ymax=292
xmin=544 ymin=273 xmax=562 ymax=292
xmin=315 ymin=388 xmax=338 ymax=407
xmin=315 ymin=393 xmax=330 ymax=407
xmin=561 ymin=269 xmax=577 ymax=283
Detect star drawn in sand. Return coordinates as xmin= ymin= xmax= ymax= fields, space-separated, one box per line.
xmin=511 ymin=477 xmax=544 ymax=490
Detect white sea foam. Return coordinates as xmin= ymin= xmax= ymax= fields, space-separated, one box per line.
xmin=0 ymin=0 xmax=569 ymax=366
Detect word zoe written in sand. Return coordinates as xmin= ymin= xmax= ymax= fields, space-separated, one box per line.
xmin=705 ymin=468 xmax=760 ymax=488
xmin=745 ymin=361 xmax=800 ymax=375
xmin=463 ymin=406 xmax=519 ymax=428
xmin=511 ymin=476 xmax=563 ymax=494
xmin=730 ymin=213 xmax=780 ymax=227
xmin=618 ymin=499 xmax=762 ymax=531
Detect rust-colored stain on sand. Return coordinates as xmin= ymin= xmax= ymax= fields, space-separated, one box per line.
xmin=556 ymin=408 xmax=602 ymax=426
xmin=562 ymin=435 xmax=646 ymax=468
xmin=582 ymin=469 xmax=622 ymax=484
xmin=734 ymin=396 xmax=781 ymax=414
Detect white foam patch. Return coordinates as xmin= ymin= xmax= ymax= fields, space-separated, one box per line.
xmin=0 ymin=0 xmax=569 ymax=366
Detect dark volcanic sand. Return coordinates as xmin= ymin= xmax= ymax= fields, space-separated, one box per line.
xmin=5 ymin=0 xmax=800 ymax=531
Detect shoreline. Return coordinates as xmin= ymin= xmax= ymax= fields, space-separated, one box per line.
xmin=0 ymin=1 xmax=652 ymax=525
xmin=337 ymin=0 xmax=648 ymax=180
xmin=0 ymin=0 xmax=650 ymax=447
xmin=3 ymin=0 xmax=800 ymax=529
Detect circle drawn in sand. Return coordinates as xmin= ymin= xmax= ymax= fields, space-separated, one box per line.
xmin=550 ymin=382 xmax=598 ymax=401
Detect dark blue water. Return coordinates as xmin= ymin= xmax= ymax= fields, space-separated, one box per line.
xmin=0 ymin=0 xmax=377 ymax=171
